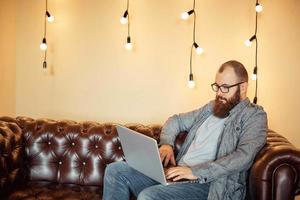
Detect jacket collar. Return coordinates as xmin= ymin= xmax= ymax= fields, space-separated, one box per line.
xmin=229 ymin=97 xmax=250 ymax=116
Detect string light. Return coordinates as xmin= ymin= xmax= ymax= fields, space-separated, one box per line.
xmin=188 ymin=74 xmax=195 ymax=88
xmin=246 ymin=0 xmax=262 ymax=104
xmin=40 ymin=38 xmax=47 ymax=51
xmin=120 ymin=10 xmax=128 ymax=24
xmin=121 ymin=0 xmax=132 ymax=50
xmin=46 ymin=11 xmax=54 ymax=23
xmin=40 ymin=0 xmax=54 ymax=70
xmin=193 ymin=42 xmax=204 ymax=55
xmin=182 ymin=0 xmax=203 ymax=88
xmin=43 ymin=61 xmax=47 ymax=72
xmin=255 ymin=3 xmax=263 ymax=13
xmin=125 ymin=36 xmax=133 ymax=50
xmin=245 ymin=35 xmax=256 ymax=47
xmin=252 ymin=66 xmax=257 ymax=80
xmin=181 ymin=10 xmax=194 ymax=20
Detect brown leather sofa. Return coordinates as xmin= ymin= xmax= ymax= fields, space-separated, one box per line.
xmin=0 ymin=116 xmax=300 ymax=200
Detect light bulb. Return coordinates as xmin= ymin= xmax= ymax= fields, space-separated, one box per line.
xmin=193 ymin=43 xmax=204 ymax=55
xmin=46 ymin=11 xmax=54 ymax=23
xmin=40 ymin=43 xmax=47 ymax=50
xmin=47 ymin=15 xmax=54 ymax=23
xmin=125 ymin=36 xmax=132 ymax=50
xmin=188 ymin=74 xmax=195 ymax=88
xmin=40 ymin=38 xmax=47 ymax=51
xmin=188 ymin=80 xmax=195 ymax=88
xmin=245 ymin=35 xmax=256 ymax=47
xmin=255 ymin=3 xmax=263 ymax=13
xmin=120 ymin=17 xmax=128 ymax=24
xmin=125 ymin=42 xmax=132 ymax=50
xmin=196 ymin=47 xmax=204 ymax=55
xmin=244 ymin=39 xmax=252 ymax=47
xmin=181 ymin=10 xmax=194 ymax=20
xmin=120 ymin=10 xmax=128 ymax=24
xmin=181 ymin=12 xmax=189 ymax=20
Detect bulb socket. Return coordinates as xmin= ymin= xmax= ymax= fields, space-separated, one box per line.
xmin=43 ymin=61 xmax=47 ymax=69
xmin=193 ymin=42 xmax=199 ymax=48
xmin=253 ymin=66 xmax=258 ymax=74
xmin=127 ymin=36 xmax=131 ymax=43
xmin=249 ymin=35 xmax=257 ymax=42
xmin=253 ymin=96 xmax=258 ymax=104
xmin=123 ymin=10 xmax=128 ymax=18
xmin=188 ymin=10 xmax=195 ymax=15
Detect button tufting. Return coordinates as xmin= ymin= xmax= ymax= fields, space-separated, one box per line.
xmin=59 ymin=161 xmax=62 ymax=165
xmin=118 ymin=146 xmax=121 ymax=150
xmin=81 ymin=129 xmax=87 ymax=133
xmin=71 ymin=142 xmax=75 ymax=146
xmin=95 ymin=145 xmax=98 ymax=149
xmin=48 ymin=141 xmax=51 ymax=145
xmin=82 ymin=162 xmax=86 ymax=165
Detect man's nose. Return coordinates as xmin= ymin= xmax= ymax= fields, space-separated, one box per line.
xmin=216 ymin=89 xmax=223 ymax=96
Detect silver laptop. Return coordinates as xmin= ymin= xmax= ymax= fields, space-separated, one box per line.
xmin=116 ymin=125 xmax=194 ymax=185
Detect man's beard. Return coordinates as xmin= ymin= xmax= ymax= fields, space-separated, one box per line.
xmin=213 ymin=87 xmax=241 ymax=118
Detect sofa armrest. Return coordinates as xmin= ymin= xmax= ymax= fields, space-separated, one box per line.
xmin=249 ymin=130 xmax=300 ymax=200
xmin=0 ymin=121 xmax=25 ymax=197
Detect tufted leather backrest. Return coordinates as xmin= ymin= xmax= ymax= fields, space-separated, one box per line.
xmin=0 ymin=120 xmax=25 ymax=196
xmin=0 ymin=116 xmax=162 ymax=187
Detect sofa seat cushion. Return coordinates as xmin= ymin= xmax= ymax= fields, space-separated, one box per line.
xmin=8 ymin=182 xmax=102 ymax=200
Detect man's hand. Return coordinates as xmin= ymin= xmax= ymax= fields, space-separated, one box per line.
xmin=165 ymin=166 xmax=198 ymax=181
xmin=159 ymin=144 xmax=176 ymax=167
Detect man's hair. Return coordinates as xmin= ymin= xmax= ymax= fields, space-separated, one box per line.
xmin=218 ymin=60 xmax=249 ymax=82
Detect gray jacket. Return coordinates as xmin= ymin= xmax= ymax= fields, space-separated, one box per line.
xmin=159 ymin=98 xmax=268 ymax=200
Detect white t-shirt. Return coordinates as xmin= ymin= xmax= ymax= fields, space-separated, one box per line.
xmin=178 ymin=114 xmax=227 ymax=167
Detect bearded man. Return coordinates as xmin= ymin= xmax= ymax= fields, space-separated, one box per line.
xmin=103 ymin=60 xmax=268 ymax=200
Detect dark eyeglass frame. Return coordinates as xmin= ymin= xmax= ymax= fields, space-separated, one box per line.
xmin=211 ymin=82 xmax=245 ymax=93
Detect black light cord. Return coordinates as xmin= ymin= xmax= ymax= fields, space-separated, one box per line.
xmin=189 ymin=44 xmax=193 ymax=75
xmin=43 ymin=0 xmax=48 ymax=69
xmin=253 ymin=0 xmax=259 ymax=104
xmin=192 ymin=0 xmax=196 ymax=43
xmin=127 ymin=0 xmax=130 ymax=37
xmin=189 ymin=0 xmax=197 ymax=80
xmin=44 ymin=0 xmax=47 ymax=38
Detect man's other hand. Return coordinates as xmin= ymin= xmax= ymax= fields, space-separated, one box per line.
xmin=165 ymin=166 xmax=198 ymax=181
xmin=159 ymin=144 xmax=176 ymax=167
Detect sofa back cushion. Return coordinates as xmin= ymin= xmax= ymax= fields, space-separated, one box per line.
xmin=0 ymin=121 xmax=25 ymax=196
xmin=7 ymin=117 xmax=162 ymax=187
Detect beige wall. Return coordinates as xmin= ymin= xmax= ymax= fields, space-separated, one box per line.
xmin=0 ymin=0 xmax=16 ymax=116
xmin=3 ymin=0 xmax=299 ymax=149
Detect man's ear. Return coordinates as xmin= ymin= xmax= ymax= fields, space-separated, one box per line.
xmin=240 ymin=82 xmax=248 ymax=94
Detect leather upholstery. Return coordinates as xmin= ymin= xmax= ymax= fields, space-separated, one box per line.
xmin=1 ymin=116 xmax=300 ymax=200
xmin=8 ymin=182 xmax=103 ymax=200
xmin=0 ymin=120 xmax=25 ymax=198
xmin=249 ymin=130 xmax=300 ymax=200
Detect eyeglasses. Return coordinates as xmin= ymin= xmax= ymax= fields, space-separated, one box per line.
xmin=211 ymin=82 xmax=245 ymax=93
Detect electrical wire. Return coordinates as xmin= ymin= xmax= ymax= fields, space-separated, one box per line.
xmin=43 ymin=0 xmax=48 ymax=69
xmin=189 ymin=0 xmax=197 ymax=84
xmin=253 ymin=0 xmax=259 ymax=104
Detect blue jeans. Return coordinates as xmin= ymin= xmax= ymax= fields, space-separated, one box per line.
xmin=103 ymin=161 xmax=210 ymax=200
